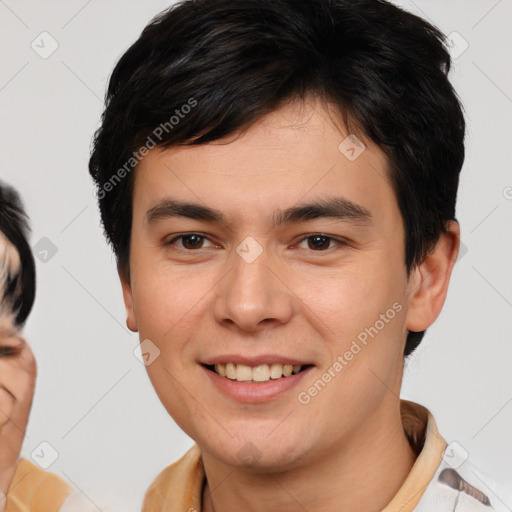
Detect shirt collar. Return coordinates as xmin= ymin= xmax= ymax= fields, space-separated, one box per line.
xmin=142 ymin=399 xmax=447 ymax=512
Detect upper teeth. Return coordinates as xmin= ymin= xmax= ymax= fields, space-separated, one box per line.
xmin=214 ymin=363 xmax=303 ymax=382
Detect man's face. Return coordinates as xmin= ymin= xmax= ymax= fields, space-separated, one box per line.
xmin=121 ymin=98 xmax=419 ymax=470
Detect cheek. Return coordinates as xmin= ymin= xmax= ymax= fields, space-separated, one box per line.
xmin=293 ymin=259 xmax=407 ymax=381
xmin=131 ymin=264 xmax=206 ymax=338
xmin=293 ymin=263 xmax=400 ymax=332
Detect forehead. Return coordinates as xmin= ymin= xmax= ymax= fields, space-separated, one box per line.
xmin=132 ymin=99 xmax=399 ymax=229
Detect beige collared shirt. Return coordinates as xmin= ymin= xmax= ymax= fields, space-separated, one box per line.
xmin=5 ymin=458 xmax=73 ymax=512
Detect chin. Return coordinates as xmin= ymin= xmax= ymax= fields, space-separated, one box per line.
xmin=202 ymin=431 xmax=311 ymax=472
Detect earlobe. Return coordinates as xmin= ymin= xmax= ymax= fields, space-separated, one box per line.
xmin=118 ymin=267 xmax=138 ymax=333
xmin=405 ymin=221 xmax=460 ymax=333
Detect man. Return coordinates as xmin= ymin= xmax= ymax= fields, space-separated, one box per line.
xmin=88 ymin=0 xmax=506 ymax=510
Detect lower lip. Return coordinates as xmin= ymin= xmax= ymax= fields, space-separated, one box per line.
xmin=202 ymin=364 xmax=314 ymax=403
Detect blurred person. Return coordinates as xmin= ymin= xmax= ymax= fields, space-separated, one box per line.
xmin=0 ymin=180 xmax=99 ymax=512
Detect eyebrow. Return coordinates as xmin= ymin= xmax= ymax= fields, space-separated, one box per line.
xmin=145 ymin=196 xmax=372 ymax=228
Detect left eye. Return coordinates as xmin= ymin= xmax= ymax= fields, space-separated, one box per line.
xmin=166 ymin=234 xmax=217 ymax=250
xmin=296 ymin=234 xmax=345 ymax=251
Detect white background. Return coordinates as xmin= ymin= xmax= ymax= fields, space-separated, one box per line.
xmin=1 ymin=0 xmax=511 ymax=510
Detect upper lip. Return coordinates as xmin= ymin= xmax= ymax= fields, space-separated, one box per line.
xmin=201 ymin=354 xmax=313 ymax=367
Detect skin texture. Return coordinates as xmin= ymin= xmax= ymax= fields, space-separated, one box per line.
xmin=0 ymin=330 xmax=36 ymax=510
xmin=120 ymin=97 xmax=460 ymax=512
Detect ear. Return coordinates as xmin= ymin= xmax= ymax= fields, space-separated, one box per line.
xmin=118 ymin=266 xmax=138 ymax=332
xmin=405 ymin=221 xmax=460 ymax=333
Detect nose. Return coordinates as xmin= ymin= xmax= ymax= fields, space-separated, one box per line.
xmin=212 ymin=241 xmax=294 ymax=333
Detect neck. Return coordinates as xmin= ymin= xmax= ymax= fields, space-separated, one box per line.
xmin=201 ymin=398 xmax=417 ymax=512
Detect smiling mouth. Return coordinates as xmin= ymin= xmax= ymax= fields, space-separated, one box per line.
xmin=202 ymin=363 xmax=314 ymax=383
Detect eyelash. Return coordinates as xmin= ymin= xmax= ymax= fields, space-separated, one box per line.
xmin=165 ymin=233 xmax=348 ymax=252
xmin=0 ymin=345 xmax=22 ymax=358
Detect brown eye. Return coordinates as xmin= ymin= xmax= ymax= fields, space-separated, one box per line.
xmin=166 ymin=233 xmax=218 ymax=251
xmin=307 ymin=235 xmax=332 ymax=251
xmin=295 ymin=234 xmax=348 ymax=253
xmin=181 ymin=234 xmax=204 ymax=249
xmin=0 ymin=345 xmax=22 ymax=358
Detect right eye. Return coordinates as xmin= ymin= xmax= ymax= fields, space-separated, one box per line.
xmin=165 ymin=233 xmax=219 ymax=251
